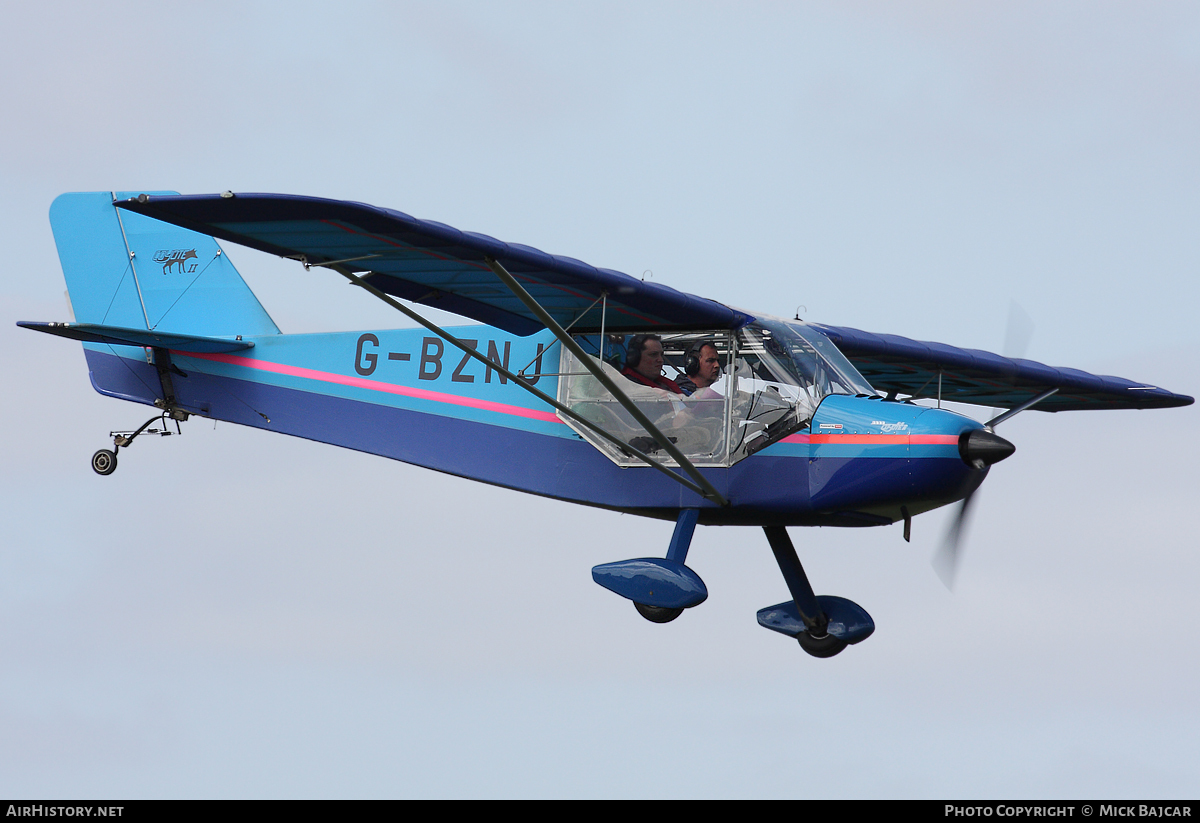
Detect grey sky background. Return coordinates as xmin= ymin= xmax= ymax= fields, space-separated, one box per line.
xmin=2 ymin=1 xmax=1198 ymax=798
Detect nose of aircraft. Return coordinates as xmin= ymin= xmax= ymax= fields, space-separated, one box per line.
xmin=959 ymin=428 xmax=1016 ymax=469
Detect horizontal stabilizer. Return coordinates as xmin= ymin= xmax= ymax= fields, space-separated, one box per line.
xmin=17 ymin=321 xmax=254 ymax=353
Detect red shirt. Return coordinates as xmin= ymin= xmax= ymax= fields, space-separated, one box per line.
xmin=621 ymin=367 xmax=684 ymax=395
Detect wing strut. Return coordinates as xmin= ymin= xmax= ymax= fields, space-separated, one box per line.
xmin=985 ymin=387 xmax=1059 ymax=428
xmin=485 ymin=257 xmax=729 ymax=507
xmin=323 ymin=264 xmax=720 ymax=502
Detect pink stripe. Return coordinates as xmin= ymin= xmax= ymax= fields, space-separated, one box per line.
xmin=811 ymin=434 xmax=907 ymax=444
xmin=179 ymin=350 xmax=561 ymax=424
xmin=780 ymin=433 xmax=962 ymax=445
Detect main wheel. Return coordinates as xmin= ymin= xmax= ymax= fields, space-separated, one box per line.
xmin=634 ymin=602 xmax=683 ymax=624
xmin=91 ymin=449 xmax=117 ymax=476
xmin=796 ymin=630 xmax=847 ymax=658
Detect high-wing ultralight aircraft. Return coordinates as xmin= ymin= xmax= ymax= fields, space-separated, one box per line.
xmin=20 ymin=191 xmax=1193 ymax=658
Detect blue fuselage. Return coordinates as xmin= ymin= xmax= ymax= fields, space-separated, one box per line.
xmin=83 ymin=326 xmax=986 ymax=527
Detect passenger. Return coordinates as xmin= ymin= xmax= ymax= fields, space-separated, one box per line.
xmin=677 ymin=341 xmax=722 ymax=397
xmin=621 ymin=334 xmax=684 ymax=394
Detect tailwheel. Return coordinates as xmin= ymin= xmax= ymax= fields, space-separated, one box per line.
xmin=796 ymin=630 xmax=847 ymax=659
xmin=91 ymin=449 xmax=117 ymax=476
xmin=634 ymin=602 xmax=684 ymax=624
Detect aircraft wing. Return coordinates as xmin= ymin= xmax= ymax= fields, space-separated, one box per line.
xmin=813 ymin=323 xmax=1192 ymax=412
xmin=115 ymin=193 xmax=752 ymax=337
xmin=113 ymin=192 xmax=1189 ymax=413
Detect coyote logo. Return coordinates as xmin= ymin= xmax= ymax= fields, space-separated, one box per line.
xmin=153 ymin=248 xmax=198 ymax=275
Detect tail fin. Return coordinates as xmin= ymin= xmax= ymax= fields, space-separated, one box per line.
xmin=49 ymin=191 xmax=280 ymax=337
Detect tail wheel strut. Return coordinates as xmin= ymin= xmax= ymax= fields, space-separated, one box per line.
xmin=91 ymin=410 xmax=187 ymax=476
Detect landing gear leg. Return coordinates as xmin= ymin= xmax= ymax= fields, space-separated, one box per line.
xmin=629 ymin=508 xmax=701 ymax=623
xmin=757 ymin=526 xmax=874 ymax=658
xmin=762 ymin=526 xmax=845 ymax=657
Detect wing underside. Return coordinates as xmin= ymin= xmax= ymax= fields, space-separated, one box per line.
xmin=115 ymin=193 xmax=751 ymax=337
xmin=814 ymin=323 xmax=1191 ymax=412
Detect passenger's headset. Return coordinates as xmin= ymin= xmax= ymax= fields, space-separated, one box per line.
xmin=684 ymin=341 xmax=715 ymax=377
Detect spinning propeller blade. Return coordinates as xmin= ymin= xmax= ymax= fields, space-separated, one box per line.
xmin=932 ymin=485 xmax=978 ymax=590
xmin=936 ymin=303 xmax=1031 ymax=589
xmin=932 ymin=429 xmax=1015 ymax=590
xmin=1003 ymin=300 xmax=1035 ymax=361
xmin=991 ymin=300 xmax=1035 ymax=421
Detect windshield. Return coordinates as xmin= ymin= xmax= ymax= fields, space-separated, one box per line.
xmin=728 ymin=319 xmax=876 ymax=459
xmin=737 ymin=319 xmax=875 ymax=399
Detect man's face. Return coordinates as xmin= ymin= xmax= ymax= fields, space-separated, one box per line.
xmin=694 ymin=344 xmax=721 ymax=388
xmin=635 ymin=338 xmax=665 ymax=380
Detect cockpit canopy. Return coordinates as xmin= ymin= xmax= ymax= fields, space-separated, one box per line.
xmin=558 ymin=318 xmax=877 ymax=468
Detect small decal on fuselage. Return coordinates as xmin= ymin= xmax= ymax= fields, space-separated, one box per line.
xmin=819 ymin=423 xmax=843 ymax=430
xmin=153 ymin=248 xmax=199 ymax=275
xmin=875 ymin=421 xmax=909 ymax=433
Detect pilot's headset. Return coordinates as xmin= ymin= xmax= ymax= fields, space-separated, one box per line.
xmin=625 ymin=334 xmax=653 ymax=369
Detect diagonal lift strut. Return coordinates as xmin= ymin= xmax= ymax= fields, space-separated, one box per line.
xmin=322 ymin=262 xmax=722 ymax=502
xmin=485 ymin=256 xmax=728 ymax=506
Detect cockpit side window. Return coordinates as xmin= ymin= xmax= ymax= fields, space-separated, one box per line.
xmin=559 ymin=332 xmax=735 ymax=467
xmin=556 ymin=323 xmax=875 ymax=468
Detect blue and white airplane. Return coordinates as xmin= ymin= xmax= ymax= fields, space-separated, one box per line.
xmin=20 ymin=191 xmax=1193 ymax=658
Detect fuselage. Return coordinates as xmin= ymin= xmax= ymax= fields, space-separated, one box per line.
xmin=82 ymin=324 xmax=988 ymax=527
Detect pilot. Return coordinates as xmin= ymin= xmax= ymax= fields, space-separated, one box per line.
xmin=622 ymin=334 xmax=684 ymax=394
xmin=676 ymin=341 xmax=722 ymax=397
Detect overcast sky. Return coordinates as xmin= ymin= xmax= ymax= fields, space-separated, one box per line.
xmin=2 ymin=1 xmax=1198 ymax=798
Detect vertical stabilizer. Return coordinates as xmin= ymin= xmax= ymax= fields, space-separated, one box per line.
xmin=49 ymin=192 xmax=280 ymax=337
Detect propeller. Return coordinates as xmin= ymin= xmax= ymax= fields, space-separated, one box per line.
xmin=990 ymin=301 xmax=1035 ymax=421
xmin=931 ymin=480 xmax=979 ymax=589
xmin=932 ymin=429 xmax=1015 ymax=589
xmin=932 ymin=301 xmax=1032 ymax=590
xmin=1003 ymin=301 xmax=1035 ymax=362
